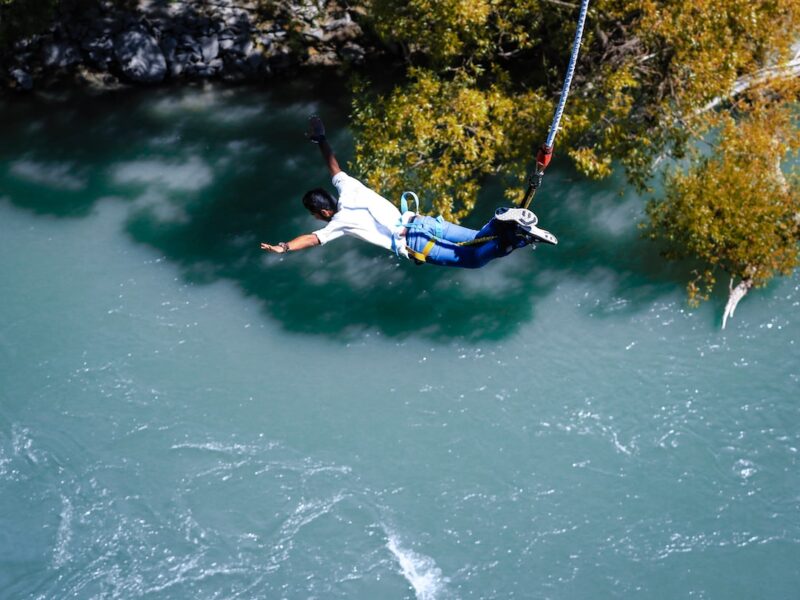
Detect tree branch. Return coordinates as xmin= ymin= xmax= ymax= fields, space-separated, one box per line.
xmin=722 ymin=277 xmax=753 ymax=329
xmin=540 ymin=0 xmax=580 ymax=9
xmin=700 ymin=55 xmax=800 ymax=114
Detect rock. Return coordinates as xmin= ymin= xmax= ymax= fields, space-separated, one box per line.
xmin=323 ymin=15 xmax=354 ymax=32
xmin=323 ymin=20 xmax=362 ymax=44
xmin=268 ymin=46 xmax=294 ymax=69
xmin=293 ymin=2 xmax=324 ymax=22
xmin=244 ymin=51 xmax=264 ymax=72
xmin=91 ymin=16 xmax=122 ymax=38
xmin=114 ymin=29 xmax=167 ymax=83
xmin=306 ymin=48 xmax=339 ymax=67
xmin=80 ymin=4 xmax=101 ymax=22
xmin=255 ymin=33 xmax=275 ymax=48
xmin=42 ymin=41 xmax=82 ymax=69
xmin=167 ymin=21 xmax=187 ymax=37
xmin=303 ymin=27 xmax=325 ymax=43
xmin=193 ymin=58 xmax=224 ymax=78
xmin=179 ymin=34 xmax=201 ymax=54
xmin=10 ymin=68 xmax=33 ymax=91
xmin=200 ymin=35 xmax=219 ymax=62
xmin=82 ymin=35 xmax=114 ymax=67
xmin=76 ymin=66 xmax=121 ymax=90
xmin=339 ymin=42 xmax=366 ymax=64
xmin=149 ymin=18 xmax=168 ymax=36
xmin=66 ymin=21 xmax=90 ymax=41
xmin=159 ymin=35 xmax=178 ymax=62
xmin=170 ymin=52 xmax=192 ymax=77
xmin=13 ymin=37 xmax=36 ymax=52
xmin=12 ymin=51 xmax=34 ymax=66
xmin=224 ymin=11 xmax=249 ymax=29
xmin=3 ymin=0 xmax=371 ymax=87
xmin=87 ymin=50 xmax=111 ymax=68
xmin=81 ymin=35 xmax=113 ymax=53
xmin=234 ymin=37 xmax=254 ymax=56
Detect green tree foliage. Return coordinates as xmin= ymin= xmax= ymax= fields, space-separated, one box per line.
xmin=353 ymin=69 xmax=550 ymax=220
xmin=352 ymin=0 xmax=800 ymax=307
xmin=646 ymin=94 xmax=800 ymax=304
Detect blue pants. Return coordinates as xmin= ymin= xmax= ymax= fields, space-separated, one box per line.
xmin=405 ymin=216 xmax=529 ymax=268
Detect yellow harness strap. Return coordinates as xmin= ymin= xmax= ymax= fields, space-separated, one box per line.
xmin=406 ymin=238 xmax=437 ymax=264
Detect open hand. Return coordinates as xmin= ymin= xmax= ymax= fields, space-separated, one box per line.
xmin=260 ymin=242 xmax=285 ymax=253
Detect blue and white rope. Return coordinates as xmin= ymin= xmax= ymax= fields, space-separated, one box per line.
xmin=544 ymin=0 xmax=591 ymax=150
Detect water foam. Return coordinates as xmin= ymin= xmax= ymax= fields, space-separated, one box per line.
xmin=385 ymin=531 xmax=449 ymax=600
xmin=266 ymin=493 xmax=348 ymax=573
xmin=52 ymin=495 xmax=73 ymax=568
xmin=170 ymin=441 xmax=263 ymax=455
xmin=12 ymin=425 xmax=43 ymax=464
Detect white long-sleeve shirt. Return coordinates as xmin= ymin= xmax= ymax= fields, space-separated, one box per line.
xmin=313 ymin=171 xmax=412 ymax=257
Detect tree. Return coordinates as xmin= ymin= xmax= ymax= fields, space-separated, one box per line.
xmin=351 ymin=69 xmax=546 ymax=221
xmin=352 ymin=0 xmax=800 ymax=322
xmin=646 ymin=93 xmax=800 ymax=327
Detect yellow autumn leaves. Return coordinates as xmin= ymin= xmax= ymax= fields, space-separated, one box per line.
xmin=353 ymin=0 xmax=800 ymax=302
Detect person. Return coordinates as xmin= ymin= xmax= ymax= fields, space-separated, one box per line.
xmin=260 ymin=116 xmax=557 ymax=268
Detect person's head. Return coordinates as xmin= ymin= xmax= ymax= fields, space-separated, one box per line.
xmin=302 ymin=188 xmax=337 ymax=221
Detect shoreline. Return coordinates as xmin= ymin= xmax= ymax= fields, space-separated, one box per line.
xmin=1 ymin=0 xmax=377 ymax=92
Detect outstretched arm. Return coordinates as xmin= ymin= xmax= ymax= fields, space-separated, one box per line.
xmin=308 ymin=115 xmax=341 ymax=177
xmin=260 ymin=116 xmax=340 ymax=255
xmin=261 ymin=233 xmax=321 ymax=254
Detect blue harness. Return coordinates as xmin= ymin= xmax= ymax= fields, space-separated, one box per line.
xmin=392 ymin=191 xmax=445 ymax=261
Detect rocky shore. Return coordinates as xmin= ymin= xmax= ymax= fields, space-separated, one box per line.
xmin=1 ymin=0 xmax=372 ymax=91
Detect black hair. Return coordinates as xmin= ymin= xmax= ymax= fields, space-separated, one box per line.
xmin=302 ymin=188 xmax=337 ymax=215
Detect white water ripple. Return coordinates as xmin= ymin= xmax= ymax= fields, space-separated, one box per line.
xmin=170 ymin=441 xmax=267 ymax=455
xmin=266 ymin=493 xmax=349 ymax=574
xmin=385 ymin=530 xmax=451 ymax=600
xmin=52 ymin=495 xmax=74 ymax=569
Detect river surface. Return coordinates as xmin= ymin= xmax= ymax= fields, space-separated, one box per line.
xmin=1 ymin=85 xmax=798 ymax=599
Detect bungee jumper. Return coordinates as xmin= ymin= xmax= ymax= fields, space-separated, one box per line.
xmin=261 ymin=0 xmax=590 ymax=267
xmin=260 ymin=116 xmax=556 ymax=268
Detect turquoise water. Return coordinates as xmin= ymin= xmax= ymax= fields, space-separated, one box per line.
xmin=1 ymin=86 xmax=798 ymax=599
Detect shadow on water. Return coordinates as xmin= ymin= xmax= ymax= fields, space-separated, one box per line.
xmin=0 ymin=82 xmax=697 ymax=341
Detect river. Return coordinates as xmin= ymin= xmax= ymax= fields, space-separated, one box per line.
xmin=1 ymin=84 xmax=798 ymax=599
